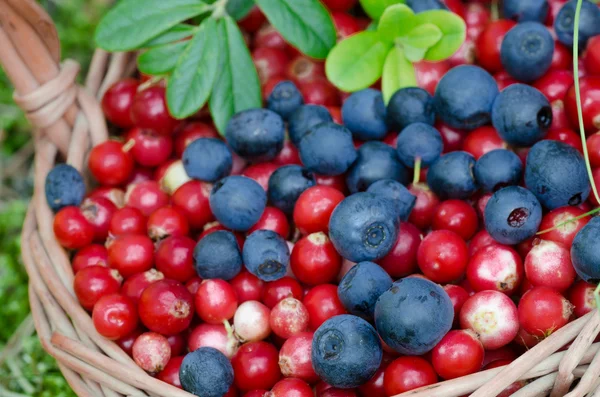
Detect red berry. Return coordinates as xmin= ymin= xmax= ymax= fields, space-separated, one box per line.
xmin=462 ymin=126 xmax=506 ymax=160
xmin=248 ymin=206 xmax=290 ymax=238
xmin=89 ymin=141 xmax=135 ymax=186
xmin=199 ymin=223 xmax=245 ymax=249
xmin=466 ymin=244 xmax=524 ymax=295
xmin=538 ymin=206 xmax=591 ymax=249
xmin=465 ymin=3 xmax=490 ymax=40
xmin=377 ymin=222 xmax=421 ymax=278
xmin=518 ymin=287 xmax=573 ymax=337
xmin=172 ymin=180 xmax=214 ymax=230
xmin=109 ymin=207 xmax=147 ymax=236
xmin=131 ymin=86 xmax=178 ymax=135
xmin=290 ymin=233 xmax=342 ymax=285
xmin=286 ymin=56 xmax=325 ymax=85
xmin=475 ymin=20 xmax=516 ymax=73
xmin=546 ymin=128 xmax=584 ymax=152
xmin=88 ymin=186 xmax=125 ymax=208
xmin=101 ymin=78 xmax=139 ymax=128
xmin=188 ymin=323 xmax=239 ymax=359
xmin=414 ymin=61 xmax=451 ymax=95
xmin=332 ymin=12 xmax=360 ymax=40
xmin=232 ymin=341 xmax=282 ymax=391
xmin=568 ymin=280 xmax=597 ymax=318
xmin=254 ymin=24 xmax=288 ymax=52
xmin=155 ymin=235 xmax=196 ymax=282
xmin=53 ymin=206 xmax=94 ymax=250
xmin=584 ymin=36 xmax=600 ymax=75
xmin=278 ymin=332 xmax=318 ymax=384
xmin=533 ymin=70 xmax=574 ymax=103
xmin=432 ymin=330 xmax=484 ymax=380
xmin=108 ymin=234 xmax=154 ymax=278
xmin=117 ymin=328 xmax=144 ymax=357
xmin=514 ymin=326 xmax=541 ymax=349
xmin=80 ymin=197 xmax=117 ymax=242
xmin=253 ymin=47 xmax=289 ymax=84
xmin=234 ymin=300 xmax=272 ymax=343
xmin=195 ymin=279 xmax=238 ymax=324
xmin=444 ymin=284 xmax=470 ymax=328
xmin=321 ymin=0 xmax=356 ymax=12
xmin=167 ymin=333 xmax=186 ymax=357
xmin=357 ymin=365 xmax=386 ymax=397
xmin=436 ymin=121 xmax=468 ymax=153
xmin=262 ymin=277 xmax=304 ymax=309
xmin=524 ymin=240 xmax=576 ymax=292
xmin=231 ymin=271 xmax=265 ymax=303
xmin=92 ymin=294 xmax=138 ymax=340
xmin=300 ymin=78 xmax=340 ymax=107
xmin=186 ymin=276 xmax=203 ymax=295
xmin=303 ymin=284 xmax=347 ymax=330
xmin=268 ymin=378 xmax=313 ymax=397
xmin=270 ymin=297 xmax=309 ymax=339
xmin=273 ymin=140 xmax=302 ymax=166
xmin=132 ymin=332 xmax=171 ymax=373
xmin=125 ymin=181 xmax=170 ymax=217
xmin=315 ymin=174 xmax=347 ymax=194
xmin=244 ymin=391 xmax=269 ymax=397
xmin=408 ymin=183 xmax=440 ymax=230
xmin=238 ymin=6 xmax=267 ymax=33
xmin=157 ymin=356 xmax=184 ymax=388
xmin=383 ymin=356 xmax=437 ymax=395
xmin=293 ymin=186 xmax=345 ymax=235
xmin=173 ymin=122 xmax=219 ymax=158
xmin=138 ymin=279 xmax=194 ymax=335
xmin=320 ymin=389 xmax=357 ymax=397
xmin=243 ymin=163 xmax=280 ymax=191
xmin=418 ymin=230 xmax=469 ymax=283
xmin=127 ymin=167 xmax=154 ymax=186
xmin=468 ymin=230 xmax=496 ymax=257
xmin=72 ymin=244 xmax=108 ymax=273
xmin=125 ymin=127 xmax=173 ymax=167
xmin=565 ymin=76 xmax=600 ymax=133
xmin=494 ymin=71 xmax=519 ymax=90
xmin=550 ymin=41 xmax=572 ymax=71
xmin=448 ymin=38 xmax=476 ymax=67
xmin=432 ymin=200 xmax=478 ymax=240
xmin=588 ymin=132 xmax=600 ymax=168
xmin=74 ymin=266 xmax=122 ymax=310
xmin=147 ymin=206 xmax=189 ymax=240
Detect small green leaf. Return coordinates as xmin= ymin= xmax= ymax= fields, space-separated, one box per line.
xmin=366 ymin=21 xmax=379 ymax=31
xmin=415 ymin=10 xmax=466 ymax=61
xmin=255 ymin=0 xmax=336 ymax=59
xmin=402 ymin=45 xmax=427 ymax=62
xmin=95 ymin=0 xmax=209 ymax=51
xmin=142 ymin=24 xmax=196 ymax=47
xmin=382 ymin=46 xmax=417 ymax=103
xmin=378 ymin=4 xmax=417 ymax=42
xmin=398 ymin=23 xmax=443 ymax=49
xmin=227 ymin=0 xmax=255 ymax=20
xmin=325 ymin=31 xmax=391 ymax=92
xmin=359 ymin=0 xmax=406 ymax=20
xmin=167 ymin=18 xmax=219 ymax=119
xmin=209 ymin=16 xmax=262 ymax=134
xmin=137 ymin=41 xmax=188 ymax=75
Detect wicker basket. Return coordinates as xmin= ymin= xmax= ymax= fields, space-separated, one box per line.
xmin=2 ymin=1 xmax=600 ymax=396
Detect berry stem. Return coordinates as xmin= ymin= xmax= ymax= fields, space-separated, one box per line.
xmin=211 ymin=0 xmax=229 ymax=19
xmin=413 ymin=156 xmax=422 ymax=185
xmin=490 ymin=0 xmax=500 ymax=21
xmin=536 ymin=206 xmax=600 ymax=235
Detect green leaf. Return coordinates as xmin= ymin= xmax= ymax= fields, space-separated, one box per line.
xmin=142 ymin=24 xmax=196 ymax=47
xmin=415 ymin=10 xmax=466 ymax=61
xmin=402 ymin=45 xmax=427 ymax=62
xmin=378 ymin=4 xmax=417 ymax=42
xmin=359 ymin=0 xmax=406 ymax=20
xmin=382 ymin=46 xmax=417 ymax=103
xmin=95 ymin=0 xmax=209 ymax=51
xmin=255 ymin=0 xmax=336 ymax=59
xmin=325 ymin=31 xmax=391 ymax=92
xmin=167 ymin=18 xmax=219 ymax=119
xmin=209 ymin=16 xmax=262 ymax=134
xmin=227 ymin=0 xmax=255 ymax=20
xmin=137 ymin=41 xmax=188 ymax=75
xmin=398 ymin=23 xmax=443 ymax=49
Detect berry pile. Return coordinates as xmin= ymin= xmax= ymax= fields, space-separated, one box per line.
xmin=45 ymin=0 xmax=600 ymax=396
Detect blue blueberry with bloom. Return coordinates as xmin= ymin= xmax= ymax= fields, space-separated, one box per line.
xmin=243 ymin=229 xmax=290 ymax=281
xmin=45 ymin=164 xmax=86 ymax=212
xmin=209 ymin=176 xmax=266 ymax=231
xmin=342 ymin=89 xmax=388 ymax=141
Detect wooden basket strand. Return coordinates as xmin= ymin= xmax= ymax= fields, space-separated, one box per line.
xmin=2 ymin=0 xmax=600 ymax=396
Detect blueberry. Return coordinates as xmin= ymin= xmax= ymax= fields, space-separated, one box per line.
xmin=491 ymin=84 xmax=552 ymax=147
xmin=346 ymin=141 xmax=410 ymax=193
xmin=267 ymin=80 xmax=304 ymax=120
xmin=374 ymin=277 xmax=453 ymax=355
xmin=182 ymin=138 xmax=232 ymax=182
xmin=427 ymin=151 xmax=478 ymax=200
xmin=288 ymin=105 xmax=333 ymax=145
xmin=179 ymin=347 xmax=233 ymax=397
xmin=210 ymin=176 xmax=266 ymax=231
xmin=45 ymin=164 xmax=86 ymax=212
xmin=367 ymin=179 xmax=416 ymax=221
xmin=571 ymin=217 xmax=600 ymax=282
xmin=500 ymin=22 xmax=554 ymax=83
xmin=484 ymin=186 xmax=542 ymax=245
xmin=329 ymin=192 xmax=399 ymax=262
xmin=434 ymin=65 xmax=499 ymax=130
xmin=341 ymin=89 xmax=388 ymax=141
xmin=525 ymin=140 xmax=590 ymax=209
xmin=406 ymin=0 xmax=448 ymax=12
xmin=225 ymin=108 xmax=284 ymax=162
xmin=312 ymin=315 xmax=382 ymax=388
xmin=396 ymin=122 xmax=443 ymax=168
xmin=387 ymin=87 xmax=435 ymax=131
xmin=268 ymin=165 xmax=316 ymax=214
xmin=474 ymin=149 xmax=523 ymax=192
xmin=338 ymin=261 xmax=393 ymax=320
xmin=554 ymin=0 xmax=600 ymax=48
xmin=243 ymin=229 xmax=290 ymax=281
xmin=503 ymin=0 xmax=549 ymax=22
xmin=298 ymin=122 xmax=357 ymax=175
xmin=193 ymin=231 xmax=242 ymax=280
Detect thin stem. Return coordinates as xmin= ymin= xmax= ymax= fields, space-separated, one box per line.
xmin=413 ymin=157 xmax=422 ymax=185
xmin=536 ymin=206 xmax=600 ymax=235
xmin=490 ymin=0 xmax=500 ymax=21
xmin=211 ymin=0 xmax=229 ymax=19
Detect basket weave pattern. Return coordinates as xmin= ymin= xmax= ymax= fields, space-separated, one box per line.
xmin=2 ymin=1 xmax=600 ymax=396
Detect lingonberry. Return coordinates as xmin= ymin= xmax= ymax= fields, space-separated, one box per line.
xmin=92 ymin=294 xmax=138 ymax=340
xmin=188 ymin=323 xmax=239 ymax=359
xmin=432 ymin=330 xmax=484 ymax=380
xmin=155 ymin=159 xmax=182 ymax=190
xmin=101 ymin=78 xmax=139 ymax=128
xmin=418 ymin=230 xmax=469 ymax=283
xmin=138 ymin=279 xmax=194 ymax=335
xmin=199 ymin=223 xmax=245 ymax=250
xmin=173 ymin=121 xmax=219 ymax=158
xmin=273 ymin=140 xmax=302 ymax=166
xmin=286 ymin=56 xmax=325 ymax=85
xmin=584 ymin=36 xmax=600 ymax=75
xmin=320 ymin=389 xmax=357 ymax=397
xmin=494 ymin=71 xmax=519 ymax=90
xmin=117 ymin=328 xmax=144 ymax=357
xmin=80 ymin=196 xmax=116 ymax=242
xmin=166 ymin=333 xmax=186 ymax=357
xmin=252 ymin=47 xmax=289 ymax=84
xmin=154 ymin=236 xmax=195 ymax=282
xmin=293 ymin=186 xmax=345 ymax=235
xmin=466 ymin=244 xmax=524 ymax=295
xmin=518 ymin=286 xmax=573 ymax=337
xmin=290 ymin=233 xmax=342 ymax=285
xmin=195 ymin=279 xmax=238 ymax=324
xmin=278 ymin=332 xmax=318 ymax=383
xmin=444 ymin=284 xmax=470 ymax=328
xmin=126 ymin=167 xmax=154 ymax=186
xmin=448 ymin=38 xmax=476 ymax=67
xmin=243 ymin=163 xmax=280 ymax=191
xmin=482 ymin=346 xmax=517 ymax=368
xmin=483 ymin=360 xmax=526 ymax=396
xmin=232 ymin=341 xmax=282 ymax=391
xmin=238 ymin=5 xmax=266 ymax=33
xmin=476 ymin=20 xmax=517 ymax=73
xmin=300 ymin=78 xmax=340 ymax=107
xmin=157 ymin=356 xmax=184 ymax=388
xmin=538 ymin=206 xmax=591 ymax=249
xmin=469 ymin=230 xmax=496 ymax=257
xmin=125 ymin=127 xmax=173 ymax=167
xmin=244 ymin=391 xmax=269 ymax=397
xmin=107 ymin=234 xmax=154 ymax=278
xmin=53 ymin=206 xmax=94 ymax=250
xmin=550 ymin=41 xmax=572 ymax=71
xmin=262 ymin=277 xmax=303 ymax=309
xmin=462 ymin=126 xmax=506 ymax=160
xmin=465 ymin=3 xmax=490 ymax=40
xmin=72 ymin=244 xmax=108 ymax=273
xmin=248 ymin=206 xmax=290 ymax=238
xmin=357 ymin=365 xmax=386 ymax=397
xmin=525 ymin=240 xmax=576 ymax=292
xmin=270 ymin=297 xmax=309 ymax=339
xmin=130 ymin=86 xmax=178 ymax=135
xmin=514 ymin=326 xmax=541 ymax=349
xmin=408 ymin=183 xmax=441 ymax=230
xmin=74 ymin=266 xmax=122 ymax=311
xmin=109 ymin=207 xmax=146 ymax=236
xmin=587 ymin=133 xmax=600 ymax=169
xmin=234 ymin=300 xmax=271 ymax=342
xmin=303 ymin=284 xmax=347 ymax=330
xmin=321 ymin=0 xmax=356 ymax=12
xmin=332 ymin=12 xmax=360 ymax=40
xmin=125 ymin=181 xmax=170 ymax=217
xmin=268 ymin=378 xmax=313 ymax=397
xmin=565 ymin=76 xmax=600 ymax=133
xmin=231 ymin=271 xmax=265 ymax=303
xmin=185 ymin=276 xmax=202 ymax=295
xmin=476 ymin=193 xmax=493 ymax=222
xmin=147 ymin=206 xmax=189 ymax=240
xmin=171 ymin=180 xmax=213 ymax=230
xmin=88 ymin=141 xmax=135 ymax=186
xmin=432 ymin=200 xmax=478 ymax=240
xmin=414 ymin=60 xmax=451 ymax=95
xmin=568 ymin=280 xmax=597 ymax=318
xmin=254 ymin=24 xmax=288 ymax=52
xmin=88 ymin=186 xmax=125 ymax=208
xmin=436 ymin=121 xmax=468 ymax=154
xmin=546 ymin=128 xmax=584 ymax=152
xmin=460 ymin=290 xmax=519 ymax=349
xmin=315 ymin=173 xmax=347 ymax=194
xmin=376 ymin=222 xmax=421 ymax=278
xmin=383 ymin=356 xmax=437 ymax=395
xmin=533 ymin=70 xmax=574 ymax=103
xmin=132 ymin=332 xmax=171 ymax=373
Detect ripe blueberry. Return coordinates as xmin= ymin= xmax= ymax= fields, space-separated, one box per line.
xmin=503 ymin=0 xmax=549 ymax=23
xmin=338 ymin=261 xmax=393 ymax=320
xmin=226 ymin=108 xmax=285 ymax=162
xmin=406 ymin=0 xmax=447 ymax=12
xmin=194 ymin=231 xmax=242 ymax=280
xmin=427 ymin=151 xmax=478 ymax=199
xmin=298 ymin=122 xmax=357 ymax=175
xmin=387 ymin=87 xmax=435 ymax=131
xmin=571 ymin=217 xmax=600 ymax=282
xmin=267 ymin=80 xmax=304 ymax=120
xmin=288 ymin=105 xmax=333 ymax=145
xmin=210 ymin=176 xmax=267 ymax=231
xmin=366 ymin=179 xmax=416 ymax=221
xmin=179 ymin=347 xmax=234 ymax=397
xmin=45 ymin=164 xmax=86 ymax=212
xmin=501 ymin=22 xmax=554 ymax=82
xmin=396 ymin=122 xmax=444 ymax=168
xmin=268 ymin=165 xmax=316 ymax=214
xmin=474 ymin=149 xmax=523 ymax=192
xmin=342 ymin=89 xmax=388 ymax=141
xmin=182 ymin=138 xmax=232 ymax=182
xmin=554 ymin=0 xmax=600 ymax=48
xmin=243 ymin=229 xmax=290 ymax=281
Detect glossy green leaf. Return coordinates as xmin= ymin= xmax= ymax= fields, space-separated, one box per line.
xmin=142 ymin=24 xmax=196 ymax=47
xmin=415 ymin=10 xmax=466 ymax=61
xmin=382 ymin=46 xmax=417 ymax=103
xmin=359 ymin=0 xmax=406 ymax=20
xmin=167 ymin=18 xmax=219 ymax=119
xmin=137 ymin=41 xmax=188 ymax=75
xmin=95 ymin=0 xmax=209 ymax=51
xmin=209 ymin=16 xmax=262 ymax=134
xmin=378 ymin=4 xmax=417 ymax=42
xmin=325 ymin=31 xmax=391 ymax=92
xmin=398 ymin=23 xmax=443 ymax=49
xmin=255 ymin=0 xmax=336 ymax=59
xmin=227 ymin=0 xmax=255 ymax=19
xmin=402 ymin=45 xmax=427 ymax=62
